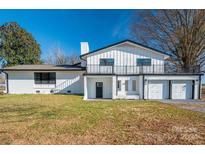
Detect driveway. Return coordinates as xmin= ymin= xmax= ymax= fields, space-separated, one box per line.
xmin=160 ymin=99 xmax=205 ymax=113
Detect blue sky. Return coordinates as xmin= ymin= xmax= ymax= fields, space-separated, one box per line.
xmin=0 ymin=9 xmax=204 ymax=83
xmin=0 ymin=10 xmax=134 ymax=59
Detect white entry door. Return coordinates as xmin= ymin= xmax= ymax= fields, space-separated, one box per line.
xmin=171 ymin=80 xmax=192 ymax=99
xmin=148 ymin=80 xmax=168 ymax=99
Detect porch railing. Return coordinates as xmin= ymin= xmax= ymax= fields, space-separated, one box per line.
xmin=86 ymin=65 xmax=200 ymax=75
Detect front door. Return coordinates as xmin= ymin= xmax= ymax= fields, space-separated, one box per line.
xmin=96 ymin=82 xmax=103 ymax=98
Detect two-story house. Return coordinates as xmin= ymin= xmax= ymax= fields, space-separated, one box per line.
xmin=1 ymin=40 xmax=203 ymax=100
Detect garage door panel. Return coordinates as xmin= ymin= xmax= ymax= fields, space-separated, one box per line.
xmin=148 ymin=80 xmax=169 ymax=99
xmin=171 ymin=80 xmax=192 ymax=99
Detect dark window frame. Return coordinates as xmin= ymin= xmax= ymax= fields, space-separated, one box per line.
xmin=137 ymin=58 xmax=151 ymax=66
xmin=100 ymin=58 xmax=114 ymax=66
xmin=34 ymin=72 xmax=56 ymax=84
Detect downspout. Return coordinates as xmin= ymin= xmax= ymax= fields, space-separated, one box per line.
xmin=142 ymin=75 xmax=144 ymax=99
xmin=169 ymin=80 xmax=172 ymax=99
xmin=199 ymin=75 xmax=201 ymax=99
xmin=2 ymin=71 xmax=8 ymax=94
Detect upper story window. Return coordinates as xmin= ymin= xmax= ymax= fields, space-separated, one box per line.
xmin=34 ymin=72 xmax=56 ymax=84
xmin=100 ymin=58 xmax=114 ymax=66
xmin=137 ymin=58 xmax=151 ymax=66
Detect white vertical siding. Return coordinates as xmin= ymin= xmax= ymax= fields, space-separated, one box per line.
xmin=86 ymin=44 xmax=165 ymax=74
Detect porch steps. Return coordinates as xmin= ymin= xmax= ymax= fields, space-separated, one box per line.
xmin=51 ymin=80 xmax=71 ymax=94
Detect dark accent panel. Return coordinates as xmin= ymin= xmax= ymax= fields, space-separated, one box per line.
xmin=2 ymin=69 xmax=85 ymax=71
xmin=96 ymin=82 xmax=103 ymax=98
xmin=199 ymin=76 xmax=201 ymax=99
xmin=116 ymin=75 xmax=118 ymax=95
xmin=84 ymin=73 xmax=203 ymax=76
xmin=169 ymin=80 xmax=172 ymax=99
xmin=192 ymin=80 xmax=195 ymax=99
xmin=142 ymin=75 xmax=144 ymax=99
xmin=6 ymin=72 xmax=9 ymax=93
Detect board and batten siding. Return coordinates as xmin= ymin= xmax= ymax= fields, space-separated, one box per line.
xmin=7 ymin=71 xmax=84 ymax=94
xmin=87 ymin=44 xmax=165 ymax=66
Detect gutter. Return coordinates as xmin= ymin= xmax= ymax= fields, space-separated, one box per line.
xmin=1 ymin=68 xmax=86 ymax=71
xmin=142 ymin=75 xmax=144 ymax=99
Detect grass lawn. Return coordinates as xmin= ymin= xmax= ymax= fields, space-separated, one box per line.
xmin=0 ymin=95 xmax=205 ymax=144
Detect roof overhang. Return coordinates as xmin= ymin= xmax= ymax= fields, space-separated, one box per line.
xmin=80 ymin=39 xmax=171 ymax=60
xmin=1 ymin=68 xmax=86 ymax=71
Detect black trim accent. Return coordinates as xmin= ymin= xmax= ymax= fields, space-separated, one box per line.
xmin=169 ymin=80 xmax=172 ymax=99
xmin=96 ymin=82 xmax=103 ymax=98
xmin=2 ymin=68 xmax=85 ymax=71
xmin=84 ymin=73 xmax=115 ymax=76
xmin=142 ymin=75 xmax=144 ymax=99
xmin=80 ymin=39 xmax=171 ymax=59
xmin=83 ymin=73 xmax=196 ymax=76
xmin=116 ymin=75 xmax=118 ymax=95
xmin=192 ymin=80 xmax=195 ymax=99
xmin=5 ymin=72 xmax=9 ymax=94
xmin=142 ymin=73 xmax=203 ymax=76
xmin=199 ymin=76 xmax=201 ymax=99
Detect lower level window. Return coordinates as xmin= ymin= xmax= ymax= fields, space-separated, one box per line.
xmin=34 ymin=72 xmax=56 ymax=84
xmin=132 ymin=80 xmax=136 ymax=91
xmin=125 ymin=80 xmax=128 ymax=91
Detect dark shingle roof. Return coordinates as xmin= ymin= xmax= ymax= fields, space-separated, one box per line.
xmin=1 ymin=64 xmax=85 ymax=71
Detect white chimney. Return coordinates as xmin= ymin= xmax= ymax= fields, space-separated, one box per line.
xmin=80 ymin=42 xmax=89 ymax=55
xmin=80 ymin=42 xmax=89 ymax=67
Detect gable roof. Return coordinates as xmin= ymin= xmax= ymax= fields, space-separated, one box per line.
xmin=1 ymin=64 xmax=85 ymax=71
xmin=80 ymin=39 xmax=171 ymax=59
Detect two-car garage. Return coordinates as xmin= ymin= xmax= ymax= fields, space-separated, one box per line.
xmin=145 ymin=75 xmax=200 ymax=100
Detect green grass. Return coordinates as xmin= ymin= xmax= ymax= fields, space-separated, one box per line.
xmin=0 ymin=94 xmax=205 ymax=144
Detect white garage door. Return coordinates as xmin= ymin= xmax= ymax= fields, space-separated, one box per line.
xmin=148 ymin=80 xmax=169 ymax=99
xmin=171 ymin=80 xmax=192 ymax=99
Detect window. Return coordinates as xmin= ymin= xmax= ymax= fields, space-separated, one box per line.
xmin=117 ymin=80 xmax=121 ymax=91
xmin=132 ymin=80 xmax=136 ymax=91
xmin=100 ymin=58 xmax=114 ymax=66
xmin=34 ymin=72 xmax=56 ymax=84
xmin=137 ymin=58 xmax=151 ymax=66
xmin=125 ymin=80 xmax=128 ymax=91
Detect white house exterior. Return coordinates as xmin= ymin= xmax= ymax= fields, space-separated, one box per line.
xmin=1 ymin=40 xmax=203 ymax=100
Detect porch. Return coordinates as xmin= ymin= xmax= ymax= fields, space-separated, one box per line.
xmin=83 ymin=75 xmax=143 ymax=100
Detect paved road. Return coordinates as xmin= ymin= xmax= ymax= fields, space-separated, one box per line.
xmin=160 ymin=99 xmax=205 ymax=113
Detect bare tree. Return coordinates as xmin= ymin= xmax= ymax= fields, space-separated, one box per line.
xmin=44 ymin=47 xmax=80 ymax=65
xmin=54 ymin=48 xmax=67 ymax=65
xmin=131 ymin=10 xmax=205 ymax=72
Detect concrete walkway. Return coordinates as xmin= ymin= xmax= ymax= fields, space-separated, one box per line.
xmin=160 ymin=99 xmax=205 ymax=113
xmin=160 ymin=99 xmax=205 ymax=104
